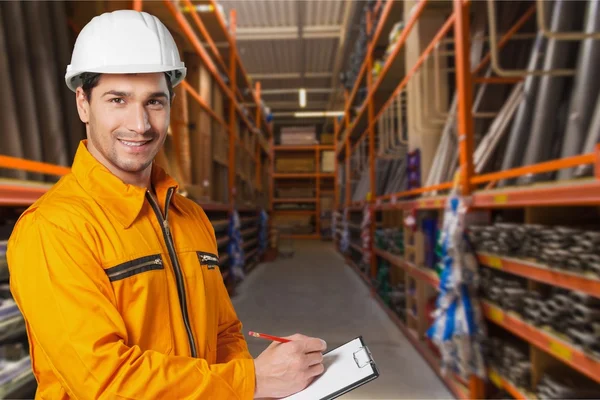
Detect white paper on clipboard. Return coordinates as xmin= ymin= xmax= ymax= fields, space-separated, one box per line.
xmin=283 ymin=336 xmax=379 ymax=400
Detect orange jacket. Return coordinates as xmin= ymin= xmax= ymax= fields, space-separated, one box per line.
xmin=7 ymin=141 xmax=255 ymax=399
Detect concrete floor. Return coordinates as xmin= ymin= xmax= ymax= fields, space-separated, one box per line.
xmin=231 ymin=241 xmax=454 ymax=399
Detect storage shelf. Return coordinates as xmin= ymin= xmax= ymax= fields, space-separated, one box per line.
xmin=373 ymin=179 xmax=600 ymax=211
xmin=216 ymin=236 xmax=230 ymax=247
xmin=272 ymin=210 xmax=316 ymax=215
xmin=280 ymin=234 xmax=320 ymax=239
xmin=337 ymin=0 xmax=406 ymax=153
xmin=273 ymin=198 xmax=317 ymax=204
xmin=0 ymin=181 xmax=54 ymax=206
xmin=482 ymin=301 xmax=600 ymax=384
xmin=488 ymin=368 xmax=532 ymax=400
xmin=373 ymin=248 xmax=440 ymax=289
xmin=274 ymin=145 xmax=334 ymax=151
xmin=344 ymin=251 xmax=470 ymax=400
xmin=477 ymin=252 xmax=600 ymax=298
xmin=241 ymin=227 xmax=258 ymax=236
xmin=273 ymin=173 xmax=318 ymax=179
xmin=243 ymin=238 xmax=258 ymax=249
xmin=350 ymin=242 xmax=363 ymax=253
xmin=245 ymin=247 xmax=258 ymax=261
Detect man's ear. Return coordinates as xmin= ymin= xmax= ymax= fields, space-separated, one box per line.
xmin=75 ymin=87 xmax=90 ymax=124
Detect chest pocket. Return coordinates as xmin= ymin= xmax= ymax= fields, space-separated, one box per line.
xmin=105 ymin=254 xmax=174 ymax=355
xmin=196 ymin=251 xmax=219 ymax=270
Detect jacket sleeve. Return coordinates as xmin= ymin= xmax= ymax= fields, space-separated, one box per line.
xmin=7 ymin=212 xmax=255 ymax=400
xmin=215 ymin=272 xmax=254 ymax=364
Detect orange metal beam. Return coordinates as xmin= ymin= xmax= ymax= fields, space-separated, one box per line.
xmin=453 ymin=0 xmax=475 ymax=196
xmin=334 ymin=118 xmax=340 ymax=209
xmin=228 ymin=9 xmax=237 ymax=207
xmin=132 ymin=0 xmax=142 ymax=11
xmin=181 ymin=81 xmax=225 ymax=126
xmin=470 ymin=153 xmax=595 ymax=185
xmin=181 ymin=0 xmax=228 ymax=74
xmin=483 ymin=301 xmax=600 ymax=384
xmin=478 ymin=253 xmax=600 ymax=298
xmin=0 ymin=184 xmax=52 ymax=206
xmin=255 ymin=82 xmax=262 ymax=191
xmin=472 ymin=4 xmax=536 ymax=76
xmin=0 ymin=155 xmax=70 ymax=177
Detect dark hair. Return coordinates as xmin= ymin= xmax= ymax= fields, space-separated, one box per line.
xmin=80 ymin=72 xmax=174 ymax=103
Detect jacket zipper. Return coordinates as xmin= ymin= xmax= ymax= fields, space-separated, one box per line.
xmin=107 ymin=258 xmax=162 ymax=280
xmin=146 ymin=187 xmax=198 ymax=358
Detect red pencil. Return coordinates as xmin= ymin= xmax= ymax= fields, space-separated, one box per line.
xmin=248 ymin=331 xmax=291 ymax=343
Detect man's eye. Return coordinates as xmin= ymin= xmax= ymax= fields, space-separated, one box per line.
xmin=110 ymin=98 xmax=125 ymax=104
xmin=148 ymin=99 xmax=165 ymax=106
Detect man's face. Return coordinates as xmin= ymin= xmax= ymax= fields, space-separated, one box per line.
xmin=76 ymin=73 xmax=170 ymax=178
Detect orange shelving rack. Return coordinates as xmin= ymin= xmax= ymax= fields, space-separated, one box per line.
xmin=333 ymin=0 xmax=600 ymax=398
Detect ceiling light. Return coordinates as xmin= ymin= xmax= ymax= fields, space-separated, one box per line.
xmin=294 ymin=111 xmax=345 ymax=118
xmin=299 ymin=88 xmax=307 ymax=108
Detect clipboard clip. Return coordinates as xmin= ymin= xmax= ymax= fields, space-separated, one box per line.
xmin=353 ymin=346 xmax=374 ymax=369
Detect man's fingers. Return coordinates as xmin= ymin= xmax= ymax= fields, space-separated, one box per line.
xmin=305 ymin=351 xmax=324 ymax=367
xmin=307 ymin=362 xmax=326 ymax=378
xmin=303 ymin=337 xmax=327 ymax=353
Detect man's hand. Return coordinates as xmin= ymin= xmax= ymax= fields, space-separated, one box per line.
xmin=253 ymin=334 xmax=327 ymax=399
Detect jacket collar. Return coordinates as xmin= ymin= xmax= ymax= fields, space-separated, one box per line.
xmin=72 ymin=140 xmax=179 ymax=228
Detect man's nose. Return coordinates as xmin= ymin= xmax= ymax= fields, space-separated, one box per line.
xmin=125 ymin=103 xmax=151 ymax=134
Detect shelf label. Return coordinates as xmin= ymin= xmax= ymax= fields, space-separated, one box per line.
xmin=376 ymin=198 xmax=382 ymax=207
xmin=419 ymin=200 xmax=427 ymax=208
xmin=549 ymin=340 xmax=573 ymax=362
xmin=434 ymin=199 xmax=442 ymax=208
xmin=493 ymin=194 xmax=508 ymax=204
xmin=489 ymin=370 xmax=503 ymax=389
xmin=489 ymin=307 xmax=504 ymax=324
xmin=366 ymin=192 xmax=372 ymax=201
xmin=487 ymin=256 xmax=503 ymax=270
xmin=391 ymin=195 xmax=397 ymax=205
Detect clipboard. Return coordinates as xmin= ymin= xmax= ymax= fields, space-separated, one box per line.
xmin=283 ymin=336 xmax=379 ymax=400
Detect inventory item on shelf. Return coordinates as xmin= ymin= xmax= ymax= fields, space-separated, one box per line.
xmin=0 ymin=241 xmax=6 ymax=282
xmin=280 ymin=126 xmax=318 ymax=145
xmin=486 ymin=336 xmax=531 ymax=391
xmin=375 ymin=228 xmax=404 ymax=255
xmin=227 ymin=210 xmax=245 ymax=281
xmin=361 ymin=205 xmax=372 ymax=270
xmin=276 ymin=157 xmax=315 ymax=173
xmin=536 ymin=369 xmax=600 ymax=399
xmin=427 ymin=193 xmax=486 ymax=381
xmin=320 ymin=133 xmax=334 ymax=145
xmin=321 ymin=151 xmax=335 ymax=173
xmin=469 ymin=223 xmax=600 ymax=278
xmin=258 ymin=210 xmax=269 ymax=255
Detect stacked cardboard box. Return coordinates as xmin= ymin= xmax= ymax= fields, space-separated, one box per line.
xmin=275 ymin=156 xmax=315 ymax=173
xmin=280 ymin=126 xmax=317 ymax=145
xmin=277 ymin=188 xmax=315 ymax=198
xmin=320 ymin=133 xmax=334 ymax=145
xmin=321 ymin=151 xmax=335 ymax=172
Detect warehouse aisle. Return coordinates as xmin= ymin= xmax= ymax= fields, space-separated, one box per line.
xmin=232 ymin=241 xmax=453 ymax=399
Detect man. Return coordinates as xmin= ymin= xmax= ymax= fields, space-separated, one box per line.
xmin=7 ymin=10 xmax=326 ymax=399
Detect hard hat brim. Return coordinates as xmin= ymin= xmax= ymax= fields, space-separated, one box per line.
xmin=65 ymin=64 xmax=187 ymax=92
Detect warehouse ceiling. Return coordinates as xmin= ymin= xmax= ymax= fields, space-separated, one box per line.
xmin=218 ymin=0 xmax=360 ymax=127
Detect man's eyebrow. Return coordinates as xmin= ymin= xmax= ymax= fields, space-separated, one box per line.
xmin=148 ymin=92 xmax=169 ymax=99
xmin=102 ymin=90 xmax=131 ymax=98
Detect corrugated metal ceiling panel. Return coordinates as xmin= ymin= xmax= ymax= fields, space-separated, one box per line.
xmin=238 ymin=39 xmax=299 ymax=74
xmin=305 ymin=0 xmax=344 ymax=26
xmin=219 ymin=0 xmax=296 ymax=28
xmin=305 ymin=38 xmax=338 ymax=73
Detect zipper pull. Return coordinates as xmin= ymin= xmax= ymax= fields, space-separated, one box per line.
xmin=155 ymin=258 xmax=163 ymax=265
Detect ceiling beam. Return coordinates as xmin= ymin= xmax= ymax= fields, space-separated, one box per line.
xmin=260 ymin=88 xmax=335 ymax=95
xmin=234 ymin=25 xmax=342 ymax=41
xmin=251 ymin=101 xmax=328 ymax=109
xmin=325 ymin=0 xmax=358 ymax=125
xmin=248 ymin=72 xmax=332 ymax=80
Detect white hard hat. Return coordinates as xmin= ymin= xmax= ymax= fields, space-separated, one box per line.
xmin=65 ymin=10 xmax=186 ymax=92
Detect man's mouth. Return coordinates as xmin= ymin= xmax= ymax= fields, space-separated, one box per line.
xmin=118 ymin=139 xmax=152 ymax=147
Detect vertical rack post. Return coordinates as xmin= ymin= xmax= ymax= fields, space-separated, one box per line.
xmin=453 ymin=1 xmax=483 ymax=396
xmin=132 ymin=0 xmax=142 ymax=11
xmin=344 ymin=91 xmax=351 ymax=207
xmin=228 ymin=10 xmax=238 ymax=208
xmin=333 ymin=118 xmax=339 ymax=209
xmin=255 ymin=82 xmax=262 ymax=193
xmin=366 ymin=10 xmax=377 ymax=279
xmin=316 ymin=146 xmax=321 ymax=238
xmin=453 ymin=0 xmax=475 ymax=196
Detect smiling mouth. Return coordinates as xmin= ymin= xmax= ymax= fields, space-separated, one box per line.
xmin=118 ymin=139 xmax=152 ymax=147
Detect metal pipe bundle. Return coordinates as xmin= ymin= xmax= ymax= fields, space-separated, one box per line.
xmin=518 ymin=0 xmax=582 ymax=184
